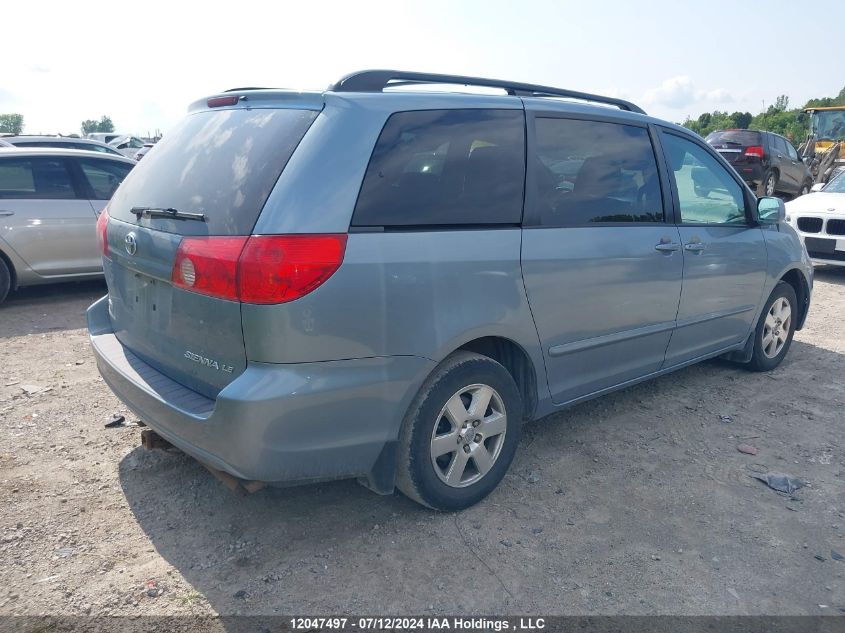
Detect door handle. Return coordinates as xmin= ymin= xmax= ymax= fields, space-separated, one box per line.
xmin=654 ymin=242 xmax=681 ymax=252
xmin=0 ymin=210 xmax=13 ymax=217
xmin=684 ymin=242 xmax=706 ymax=252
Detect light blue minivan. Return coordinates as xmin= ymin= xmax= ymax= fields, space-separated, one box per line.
xmin=89 ymin=71 xmax=813 ymax=510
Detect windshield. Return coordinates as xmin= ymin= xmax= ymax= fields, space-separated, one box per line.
xmin=811 ymin=110 xmax=845 ymax=141
xmin=823 ymin=171 xmax=845 ymax=193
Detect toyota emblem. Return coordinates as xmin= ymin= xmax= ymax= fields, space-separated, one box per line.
xmin=124 ymin=232 xmax=137 ymax=256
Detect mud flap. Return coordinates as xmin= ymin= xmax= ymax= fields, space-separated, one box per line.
xmin=359 ymin=441 xmax=398 ymax=495
xmin=722 ymin=331 xmax=755 ymax=363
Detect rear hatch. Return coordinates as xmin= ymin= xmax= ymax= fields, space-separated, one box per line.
xmin=706 ymin=130 xmax=762 ymax=165
xmin=103 ymin=103 xmax=320 ymax=398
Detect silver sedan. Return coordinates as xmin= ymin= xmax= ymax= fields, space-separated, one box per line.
xmin=0 ymin=147 xmax=135 ymax=303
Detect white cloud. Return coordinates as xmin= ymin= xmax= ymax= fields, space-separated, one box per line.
xmin=643 ymin=76 xmax=696 ymax=109
xmin=697 ymin=87 xmax=733 ymax=104
xmin=641 ymin=77 xmax=735 ymax=119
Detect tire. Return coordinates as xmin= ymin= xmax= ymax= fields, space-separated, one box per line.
xmin=0 ymin=257 xmax=10 ymax=306
xmin=396 ymin=351 xmax=522 ymax=511
xmin=745 ymin=281 xmax=797 ymax=372
xmin=798 ymin=182 xmax=811 ymax=197
xmin=760 ymin=171 xmax=778 ymax=197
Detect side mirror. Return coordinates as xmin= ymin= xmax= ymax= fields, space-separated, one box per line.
xmin=811 ymin=183 xmax=825 ymax=193
xmin=757 ymin=196 xmax=785 ymax=224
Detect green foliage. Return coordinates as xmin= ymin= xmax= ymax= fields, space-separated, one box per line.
xmin=0 ymin=113 xmax=24 ymax=134
xmin=683 ymin=86 xmax=845 ymax=144
xmin=681 ymin=111 xmax=754 ymax=137
xmin=81 ymin=115 xmax=115 ymax=135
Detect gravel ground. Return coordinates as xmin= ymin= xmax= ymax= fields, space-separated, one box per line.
xmin=1 ymin=269 xmax=844 ymax=618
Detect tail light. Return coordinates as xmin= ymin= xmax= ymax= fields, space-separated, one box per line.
xmin=171 ymin=236 xmax=246 ymax=299
xmin=171 ymin=234 xmax=347 ymax=304
xmin=96 ymin=207 xmax=110 ymax=256
xmin=744 ymin=145 xmax=764 ymax=159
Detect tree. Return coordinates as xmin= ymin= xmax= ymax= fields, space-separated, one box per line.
xmin=81 ymin=115 xmax=115 ymax=136
xmin=729 ymin=111 xmax=753 ymax=129
xmin=0 ymin=113 xmax=24 ymax=134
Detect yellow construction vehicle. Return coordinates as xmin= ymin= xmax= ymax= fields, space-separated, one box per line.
xmin=800 ymin=106 xmax=845 ymax=185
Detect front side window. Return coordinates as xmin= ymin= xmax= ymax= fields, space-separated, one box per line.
xmin=352 ymin=109 xmax=525 ymax=227
xmin=0 ymin=157 xmax=76 ymax=199
xmin=533 ymin=118 xmax=663 ymax=226
xmin=77 ymin=158 xmax=133 ymax=199
xmin=661 ymin=132 xmax=746 ymax=225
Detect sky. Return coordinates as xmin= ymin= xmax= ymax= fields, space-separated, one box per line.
xmin=2 ymin=0 xmax=843 ymax=136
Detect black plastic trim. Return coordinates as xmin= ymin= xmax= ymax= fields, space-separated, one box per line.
xmin=330 ymin=70 xmax=646 ymax=114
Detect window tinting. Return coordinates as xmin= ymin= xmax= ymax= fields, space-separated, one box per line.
xmin=107 ymin=108 xmax=318 ymax=236
xmin=533 ymin=118 xmax=663 ymax=225
xmin=78 ymin=158 xmax=133 ymax=200
xmin=661 ymin=132 xmax=746 ymax=225
xmin=705 ymin=130 xmax=761 ymax=146
xmin=352 ymin=109 xmax=525 ymax=227
xmin=0 ymin=157 xmax=76 ymax=199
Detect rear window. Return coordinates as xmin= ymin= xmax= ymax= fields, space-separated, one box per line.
xmin=352 ymin=109 xmax=525 ymax=227
xmin=108 ymin=108 xmax=318 ymax=235
xmin=705 ymin=130 xmax=761 ymax=146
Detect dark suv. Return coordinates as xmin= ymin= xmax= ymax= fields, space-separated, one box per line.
xmin=704 ymin=130 xmax=812 ymax=198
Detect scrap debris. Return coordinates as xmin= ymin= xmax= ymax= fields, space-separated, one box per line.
xmin=751 ymin=472 xmax=805 ymax=494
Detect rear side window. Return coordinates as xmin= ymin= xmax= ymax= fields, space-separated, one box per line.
xmin=77 ymin=158 xmax=133 ymax=199
xmin=108 ymin=108 xmax=318 ymax=235
xmin=705 ymin=130 xmax=761 ymax=146
xmin=0 ymin=157 xmax=77 ymax=199
xmin=533 ymin=118 xmax=663 ymax=225
xmin=352 ymin=109 xmax=525 ymax=227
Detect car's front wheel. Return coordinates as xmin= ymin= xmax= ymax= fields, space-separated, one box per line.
xmin=746 ymin=281 xmax=797 ymax=372
xmin=396 ymin=351 xmax=522 ymax=511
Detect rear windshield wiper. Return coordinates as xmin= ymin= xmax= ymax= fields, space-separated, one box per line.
xmin=131 ymin=206 xmax=206 ymax=222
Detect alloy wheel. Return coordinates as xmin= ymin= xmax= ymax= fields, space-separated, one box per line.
xmin=765 ymin=174 xmax=776 ymax=197
xmin=429 ymin=384 xmax=507 ymax=488
xmin=762 ymin=297 xmax=792 ymax=358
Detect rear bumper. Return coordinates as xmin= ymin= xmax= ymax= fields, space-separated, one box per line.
xmin=87 ymin=296 xmax=434 ymax=486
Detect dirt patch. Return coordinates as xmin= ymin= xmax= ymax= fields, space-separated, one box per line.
xmin=1 ymin=271 xmax=845 ymax=616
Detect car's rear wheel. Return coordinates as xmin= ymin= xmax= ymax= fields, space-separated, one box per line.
xmin=396 ymin=351 xmax=522 ymax=511
xmin=746 ymin=281 xmax=797 ymax=372
xmin=0 ymin=258 xmax=10 ymax=305
xmin=761 ymin=171 xmax=777 ymax=197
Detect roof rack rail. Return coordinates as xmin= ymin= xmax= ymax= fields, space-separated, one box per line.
xmin=224 ymin=86 xmax=272 ymax=92
xmin=329 ymin=70 xmax=645 ymax=115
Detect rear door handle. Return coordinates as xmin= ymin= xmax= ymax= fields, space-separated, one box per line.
xmin=684 ymin=242 xmax=706 ymax=252
xmin=0 ymin=210 xmax=13 ymax=217
xmin=654 ymin=242 xmax=681 ymax=252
